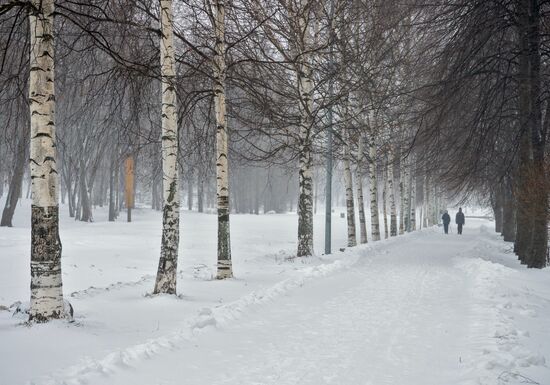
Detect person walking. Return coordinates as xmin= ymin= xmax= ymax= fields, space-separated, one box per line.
xmin=455 ymin=207 xmax=465 ymax=235
xmin=442 ymin=210 xmax=451 ymax=234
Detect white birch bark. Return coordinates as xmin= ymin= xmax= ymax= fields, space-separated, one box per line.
xmin=295 ymin=1 xmax=314 ymax=257
xmin=398 ymin=152 xmax=405 ymax=235
xmin=410 ymin=160 xmax=417 ymax=231
xmin=212 ymin=0 xmax=233 ymax=277
xmin=343 ymin=132 xmax=356 ymax=247
xmin=356 ymin=136 xmax=367 ymax=244
xmin=29 ymin=0 xmax=67 ymax=322
xmin=154 ymin=0 xmax=180 ymax=294
xmin=382 ymin=163 xmax=389 ymax=239
xmin=388 ymin=149 xmax=397 ymax=236
xmin=402 ymin=156 xmax=411 ymax=232
xmin=368 ymin=132 xmax=380 ymax=241
xmin=432 ymin=184 xmax=438 ymax=225
xmin=424 ymin=175 xmax=431 ymax=228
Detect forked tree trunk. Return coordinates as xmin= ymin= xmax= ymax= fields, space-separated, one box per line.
xmin=154 ymin=0 xmax=180 ymax=294
xmin=369 ymin=133 xmax=380 ymax=241
xmin=343 ymin=135 xmax=356 ymax=247
xmin=356 ymin=137 xmax=367 ymax=244
xmin=212 ymin=0 xmax=233 ymax=276
xmin=28 ymin=0 xmax=67 ymax=322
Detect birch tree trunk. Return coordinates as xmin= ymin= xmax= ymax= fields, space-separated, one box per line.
xmin=422 ymin=175 xmax=429 ymax=228
xmin=343 ymin=135 xmax=356 ymax=247
xmin=369 ymin=133 xmax=380 ymax=241
xmin=153 ymin=0 xmax=180 ymax=294
xmin=356 ymin=137 xmax=367 ymax=244
xmin=296 ymin=1 xmax=314 ymax=257
xmin=432 ymin=184 xmax=438 ymax=225
xmin=28 ymin=0 xmax=67 ymax=322
xmin=382 ymin=164 xmax=389 ymax=239
xmin=212 ymin=0 xmax=233 ymax=276
xmin=388 ymin=149 xmax=397 ymax=237
xmin=398 ymin=152 xmax=405 ymax=235
xmin=410 ymin=162 xmax=417 ymax=231
xmin=402 ymin=157 xmax=411 ymax=232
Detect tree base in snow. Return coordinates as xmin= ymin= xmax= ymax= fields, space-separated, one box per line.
xmin=11 ymin=300 xmax=74 ymax=323
xmin=30 ymin=205 xmax=68 ymax=323
xmin=217 ymin=260 xmax=233 ymax=279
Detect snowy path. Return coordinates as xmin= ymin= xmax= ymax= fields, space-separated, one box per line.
xmin=30 ymin=225 xmax=548 ymax=385
xmin=104 ymin=235 xmax=471 ymax=385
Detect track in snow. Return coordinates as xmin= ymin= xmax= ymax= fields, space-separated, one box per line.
xmin=90 ymin=231 xmax=483 ymax=385
xmin=23 ymin=224 xmax=550 ymax=385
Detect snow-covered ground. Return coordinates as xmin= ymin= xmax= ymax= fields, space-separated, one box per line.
xmin=1 ymin=200 xmax=549 ymax=385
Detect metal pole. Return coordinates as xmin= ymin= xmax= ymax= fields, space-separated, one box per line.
xmin=324 ymin=0 xmax=335 ymax=255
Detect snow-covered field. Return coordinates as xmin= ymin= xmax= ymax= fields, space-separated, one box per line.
xmin=1 ymin=200 xmax=549 ymax=385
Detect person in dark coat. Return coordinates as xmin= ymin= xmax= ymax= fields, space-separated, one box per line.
xmin=442 ymin=210 xmax=451 ymax=234
xmin=455 ymin=207 xmax=465 ymax=234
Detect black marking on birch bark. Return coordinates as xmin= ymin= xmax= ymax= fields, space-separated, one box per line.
xmin=154 ymin=201 xmax=180 ymax=295
xmin=29 ymin=205 xmax=65 ymax=322
xmin=32 ymin=132 xmax=53 ymax=140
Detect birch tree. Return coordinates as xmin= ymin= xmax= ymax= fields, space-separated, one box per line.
xmin=382 ymin=163 xmax=389 ymax=239
xmin=398 ymin=151 xmax=406 ymax=235
xmin=343 ymin=129 xmax=357 ymax=247
xmin=154 ymin=0 xmax=180 ymax=294
xmin=422 ymin=175 xmax=429 ymax=228
xmin=356 ymin=136 xmax=368 ymax=244
xmin=388 ymin=148 xmax=397 ymax=236
xmin=211 ymin=0 xmax=233 ymax=277
xmin=402 ymin=156 xmax=411 ymax=232
xmin=295 ymin=0 xmax=315 ymax=257
xmin=28 ymin=0 xmax=67 ymax=322
xmin=368 ymin=131 xmax=380 ymax=241
xmin=410 ymin=159 xmax=417 ymax=231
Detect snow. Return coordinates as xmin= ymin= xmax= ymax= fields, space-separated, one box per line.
xmin=1 ymin=200 xmax=549 ymax=385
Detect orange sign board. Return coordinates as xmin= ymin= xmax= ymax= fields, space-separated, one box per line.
xmin=124 ymin=156 xmax=134 ymax=209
